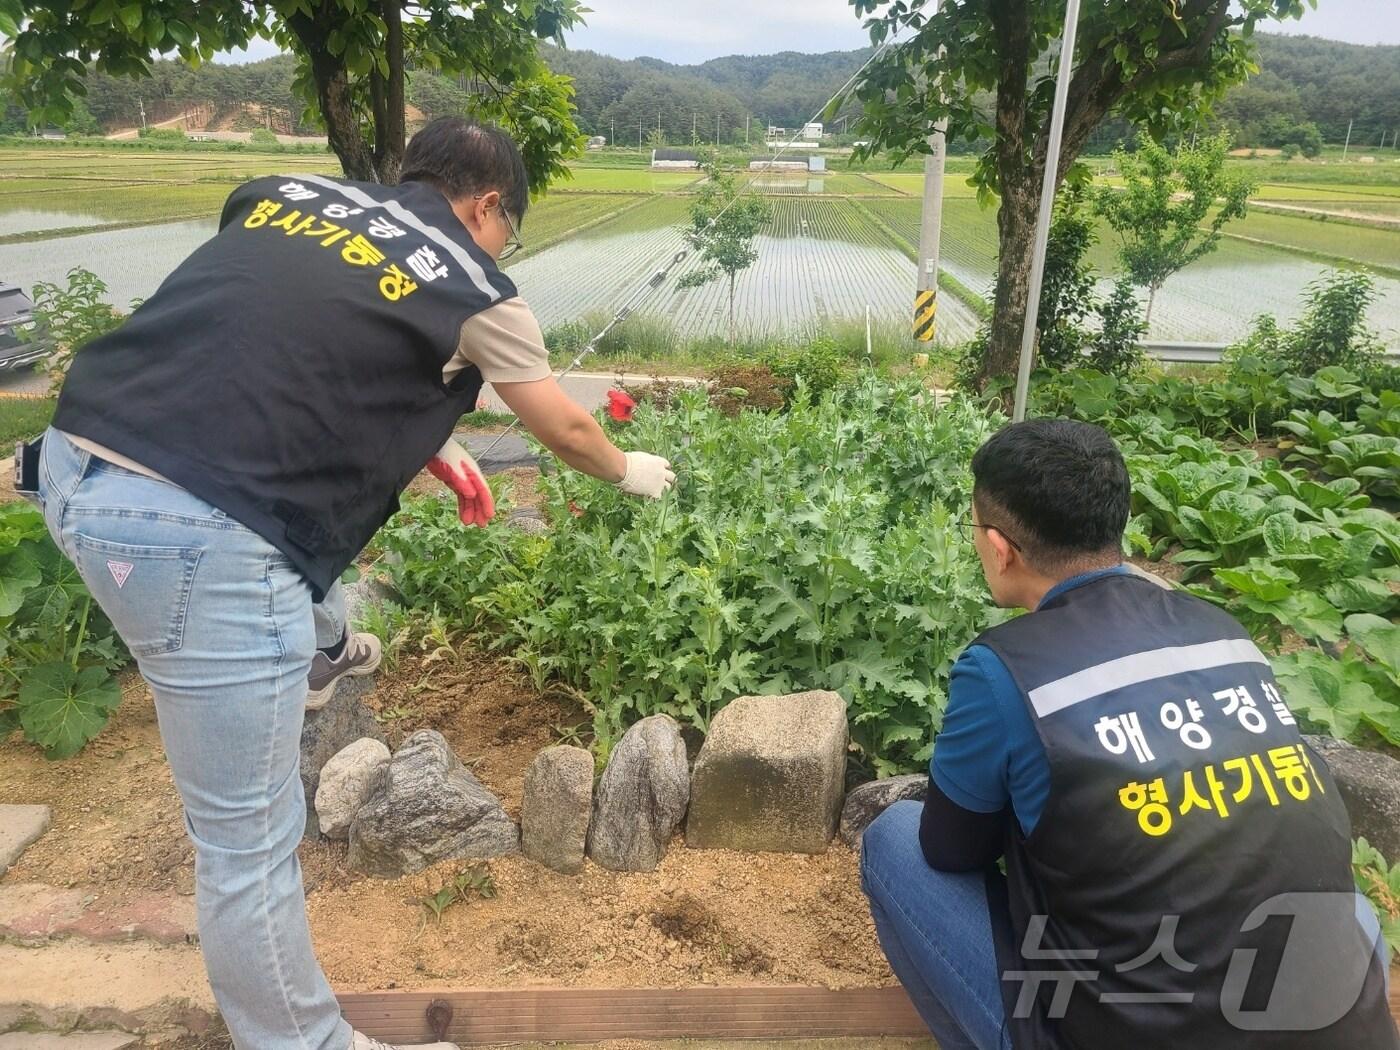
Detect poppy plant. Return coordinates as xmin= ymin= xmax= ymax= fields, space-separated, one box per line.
xmin=606 ymin=389 xmax=637 ymax=422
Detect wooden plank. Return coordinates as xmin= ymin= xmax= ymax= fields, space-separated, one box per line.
xmin=337 ymin=986 xmax=928 ymax=1045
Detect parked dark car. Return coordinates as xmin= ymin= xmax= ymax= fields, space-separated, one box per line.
xmin=0 ymin=283 xmax=48 ymax=372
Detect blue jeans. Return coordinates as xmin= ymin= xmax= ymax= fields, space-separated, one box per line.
xmin=860 ymin=800 xmax=1013 ymax=1050
xmin=38 ymin=428 xmax=353 ymax=1050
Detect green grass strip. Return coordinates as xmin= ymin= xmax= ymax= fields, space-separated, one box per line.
xmin=0 ymin=214 xmax=211 ymax=246
xmin=848 ymin=197 xmax=993 ymax=321
xmin=1213 ymin=229 xmax=1400 ymax=281
xmin=511 ymin=194 xmax=659 ymax=261
xmin=0 ymin=395 xmax=56 ymax=446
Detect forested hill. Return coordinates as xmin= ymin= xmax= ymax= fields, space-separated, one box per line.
xmin=547 ymin=32 xmax=1398 ymax=148
xmin=4 ymin=30 xmax=1394 ymax=151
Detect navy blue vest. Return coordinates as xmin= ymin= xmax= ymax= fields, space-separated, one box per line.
xmin=53 ymin=175 xmax=512 ymax=598
xmin=975 ymin=573 xmax=1396 ymax=1049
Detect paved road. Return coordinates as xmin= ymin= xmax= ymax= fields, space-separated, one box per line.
xmin=467 ymin=371 xmax=699 ymax=473
xmin=478 ymin=370 xmax=698 ymax=414
xmin=0 ymin=367 xmax=48 ymax=397
xmin=460 ymin=431 xmax=537 ymax=473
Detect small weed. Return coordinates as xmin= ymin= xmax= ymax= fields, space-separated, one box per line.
xmin=420 ymin=864 xmax=498 ymax=924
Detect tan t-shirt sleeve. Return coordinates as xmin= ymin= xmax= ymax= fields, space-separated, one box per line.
xmin=443 ymin=296 xmax=552 ymax=385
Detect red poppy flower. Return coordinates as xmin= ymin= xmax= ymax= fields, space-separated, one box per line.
xmin=606 ymin=388 xmax=637 ymax=422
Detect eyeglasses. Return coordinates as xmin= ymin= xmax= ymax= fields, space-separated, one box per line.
xmin=960 ymin=518 xmax=1023 ymax=552
xmin=474 ymin=194 xmax=524 ymax=261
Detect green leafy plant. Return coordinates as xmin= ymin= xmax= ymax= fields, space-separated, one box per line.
xmin=1358 ymin=390 xmax=1400 ymax=440
xmin=1346 ymin=614 xmax=1400 ymax=691
xmin=1034 ymin=188 xmax=1098 ymax=373
xmin=1241 ymin=271 xmax=1384 ymax=376
xmin=380 ymin=376 xmax=1004 ymax=776
xmin=23 ymin=267 xmax=127 ymax=394
xmin=1273 ymin=648 xmax=1400 ymax=746
xmin=420 ymin=864 xmax=497 ymax=923
xmin=677 ymin=159 xmax=770 ymax=346
xmin=0 ymin=503 xmax=127 ymax=758
xmin=1094 ymin=134 xmax=1254 ymax=326
xmin=1352 ymin=838 xmax=1400 ymax=954
xmin=1085 ymin=278 xmax=1147 ymax=377
xmin=1276 ymin=408 xmax=1362 ymax=455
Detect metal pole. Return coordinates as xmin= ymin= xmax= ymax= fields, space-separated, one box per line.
xmin=914 ymin=124 xmax=946 ymax=344
xmin=913 ymin=0 xmax=946 ymax=346
xmin=1012 ymin=0 xmax=1082 ymax=424
xmin=1342 ymin=118 xmax=1353 ymax=162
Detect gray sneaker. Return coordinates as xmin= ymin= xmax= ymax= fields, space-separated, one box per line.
xmin=306 ymin=631 xmax=382 ymax=710
xmin=351 ymin=1032 xmax=458 ymax=1050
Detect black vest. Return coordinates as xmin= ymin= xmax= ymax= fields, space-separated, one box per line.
xmin=975 ymin=573 xmax=1396 ymax=1050
xmin=53 ymin=175 xmax=511 ymax=599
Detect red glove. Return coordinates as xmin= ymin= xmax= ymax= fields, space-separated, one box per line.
xmin=427 ymin=438 xmax=495 ymax=527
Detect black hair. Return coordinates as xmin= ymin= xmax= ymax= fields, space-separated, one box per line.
xmin=970 ymin=418 xmax=1130 ymax=572
xmin=400 ymin=117 xmax=529 ymax=224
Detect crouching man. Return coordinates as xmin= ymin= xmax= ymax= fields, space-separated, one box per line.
xmin=860 ymin=418 xmax=1396 ymax=1050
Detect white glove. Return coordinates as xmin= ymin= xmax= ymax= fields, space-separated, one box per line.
xmin=615 ymin=451 xmax=676 ymax=499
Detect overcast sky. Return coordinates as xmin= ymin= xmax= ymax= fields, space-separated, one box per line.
xmin=218 ymin=0 xmax=1399 ymax=66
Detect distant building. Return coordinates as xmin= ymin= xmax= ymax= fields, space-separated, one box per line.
xmin=38 ymin=128 xmax=67 ymax=140
xmin=802 ymin=122 xmax=825 ymax=140
xmin=586 ymin=136 xmax=607 ymax=150
xmin=652 ymin=148 xmax=701 ymax=169
xmin=749 ymin=157 xmax=808 ymax=173
xmin=808 ymin=156 xmax=827 ymax=173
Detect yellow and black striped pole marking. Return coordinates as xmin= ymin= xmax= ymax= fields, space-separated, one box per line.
xmin=914 ymin=289 xmax=937 ymax=342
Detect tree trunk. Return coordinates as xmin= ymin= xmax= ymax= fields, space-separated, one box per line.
xmin=1145 ymin=285 xmax=1157 ymax=328
xmin=285 ymin=10 xmax=376 ymax=181
xmin=981 ymin=178 xmax=1038 ymax=387
xmin=728 ymin=272 xmax=736 ymax=346
xmin=372 ymin=0 xmax=406 ymax=184
xmin=978 ymin=0 xmax=1036 ymax=389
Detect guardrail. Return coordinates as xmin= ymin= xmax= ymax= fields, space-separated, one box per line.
xmin=1144 ymin=341 xmax=1400 ymax=364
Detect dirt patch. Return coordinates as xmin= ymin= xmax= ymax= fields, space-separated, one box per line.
xmin=1129 ymin=554 xmax=1186 ymax=585
xmin=400 ymin=464 xmax=544 ymax=513
xmin=0 ymin=671 xmax=195 ymax=896
xmin=305 ymin=842 xmax=887 ymax=992
xmin=358 ymin=645 xmax=583 ymax=816
xmin=1 ymin=643 xmax=893 ymax=994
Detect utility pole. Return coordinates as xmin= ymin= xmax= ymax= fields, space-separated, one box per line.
xmin=914 ymin=5 xmax=947 ymax=348
xmin=746 ymin=114 xmax=750 ymax=146
xmin=610 ymin=119 xmax=615 ymax=147
xmin=138 ymin=98 xmax=147 ymax=131
xmin=914 ymin=121 xmax=946 ymax=345
xmin=716 ymin=113 xmax=720 ymax=148
xmin=1342 ymin=118 xmax=1353 ymax=162
xmin=692 ymin=112 xmax=697 ymax=146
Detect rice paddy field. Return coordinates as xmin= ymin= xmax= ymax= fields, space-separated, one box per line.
xmin=2 ymin=144 xmax=1398 ymax=349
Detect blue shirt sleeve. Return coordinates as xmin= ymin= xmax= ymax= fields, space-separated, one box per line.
xmin=931 ymin=645 xmax=1015 ymax=813
xmin=932 ymin=643 xmax=1053 ymax=836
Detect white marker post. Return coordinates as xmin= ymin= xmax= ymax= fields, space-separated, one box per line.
xmin=1011 ymin=0 xmax=1083 ymax=423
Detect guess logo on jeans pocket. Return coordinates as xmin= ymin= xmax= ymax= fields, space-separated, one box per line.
xmin=106 ymin=560 xmax=134 ymax=588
